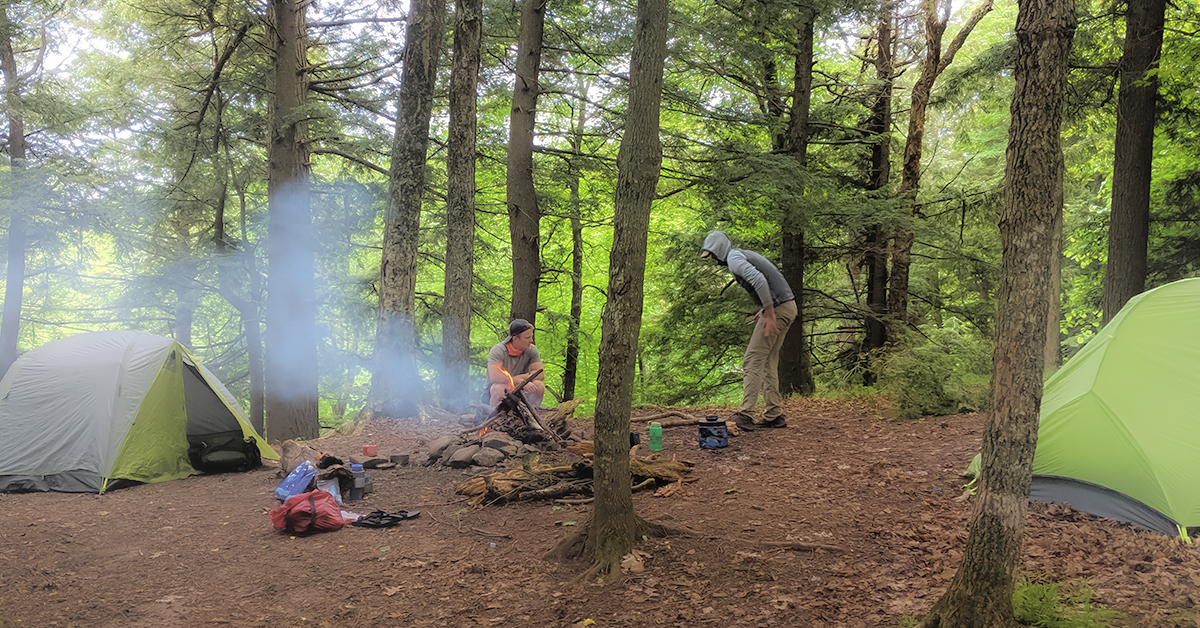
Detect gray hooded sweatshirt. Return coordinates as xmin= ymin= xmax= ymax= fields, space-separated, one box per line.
xmin=702 ymin=230 xmax=794 ymax=309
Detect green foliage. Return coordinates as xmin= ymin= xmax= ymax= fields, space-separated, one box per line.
xmin=6 ymin=0 xmax=1200 ymax=424
xmin=868 ymin=319 xmax=992 ymax=420
xmin=899 ymin=578 xmax=1123 ymax=627
xmin=1011 ymin=579 xmax=1124 ymax=627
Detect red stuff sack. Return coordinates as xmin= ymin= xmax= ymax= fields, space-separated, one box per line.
xmin=269 ymin=490 xmax=344 ymax=534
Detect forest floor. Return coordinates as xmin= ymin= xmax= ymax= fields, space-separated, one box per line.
xmin=3 ymin=397 xmax=1200 ymax=628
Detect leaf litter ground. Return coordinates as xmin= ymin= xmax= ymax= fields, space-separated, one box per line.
xmin=3 ymin=397 xmax=1199 ymax=627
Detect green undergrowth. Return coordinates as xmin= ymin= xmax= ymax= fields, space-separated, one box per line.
xmin=899 ymin=578 xmax=1124 ymax=627
xmin=818 ymin=318 xmax=992 ymax=421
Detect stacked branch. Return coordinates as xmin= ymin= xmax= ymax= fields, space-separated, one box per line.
xmin=455 ymin=445 xmax=695 ymax=507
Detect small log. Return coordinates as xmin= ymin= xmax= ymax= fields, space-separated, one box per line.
xmin=519 ymin=480 xmax=589 ymax=501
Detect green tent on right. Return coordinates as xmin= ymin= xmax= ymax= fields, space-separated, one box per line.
xmin=1031 ymin=277 xmax=1200 ymax=538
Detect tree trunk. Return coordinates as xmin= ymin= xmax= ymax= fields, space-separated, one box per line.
xmin=563 ymin=85 xmax=589 ymax=402
xmin=242 ymin=188 xmax=265 ymax=433
xmin=264 ymin=0 xmax=319 ymax=442
xmin=889 ymin=0 xmax=993 ymax=330
xmin=861 ymin=11 xmax=894 ymax=386
xmin=778 ymin=11 xmax=815 ymax=397
xmin=442 ymin=0 xmax=482 ymax=411
xmin=369 ymin=0 xmax=446 ymax=418
xmin=507 ymin=0 xmax=546 ymax=325
xmin=917 ymin=0 xmax=1074 ymax=624
xmin=0 ymin=2 xmax=27 ymax=376
xmin=1101 ymin=0 xmax=1167 ymax=325
xmin=584 ymin=0 xmax=668 ymax=582
xmin=1045 ymin=208 xmax=1062 ymax=373
xmin=217 ymin=187 xmax=267 ymax=433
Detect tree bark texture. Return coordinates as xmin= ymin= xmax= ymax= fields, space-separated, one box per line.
xmin=370 ymin=0 xmax=446 ymax=418
xmin=1101 ymin=0 xmax=1167 ymax=326
xmin=264 ymin=0 xmax=319 ymax=442
xmin=1045 ymin=207 xmax=1062 ymax=373
xmin=587 ymin=0 xmax=667 ymax=581
xmin=507 ymin=0 xmax=546 ymax=325
xmin=0 ymin=2 xmax=27 ymax=377
xmin=442 ymin=0 xmax=482 ymax=411
xmin=778 ymin=11 xmax=815 ymax=397
xmin=889 ymin=0 xmax=993 ymax=330
xmin=918 ymin=0 xmax=1074 ymax=625
xmin=861 ymin=11 xmax=894 ymax=385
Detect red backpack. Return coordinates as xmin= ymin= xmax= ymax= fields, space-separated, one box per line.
xmin=269 ymin=490 xmax=344 ymax=534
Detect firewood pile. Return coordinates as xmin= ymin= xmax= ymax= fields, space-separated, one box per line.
xmin=455 ymin=443 xmax=695 ymax=507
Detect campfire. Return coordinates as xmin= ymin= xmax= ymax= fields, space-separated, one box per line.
xmin=474 ymin=368 xmax=570 ymax=444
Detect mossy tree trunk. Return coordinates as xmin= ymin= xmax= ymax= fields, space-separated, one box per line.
xmin=860 ymin=8 xmax=894 ymax=387
xmin=369 ymin=0 xmax=446 ymax=419
xmin=442 ymin=0 xmax=482 ymax=411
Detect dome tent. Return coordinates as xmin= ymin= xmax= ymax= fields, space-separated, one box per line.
xmin=1031 ymin=278 xmax=1200 ymax=537
xmin=0 ymin=331 xmax=277 ymax=493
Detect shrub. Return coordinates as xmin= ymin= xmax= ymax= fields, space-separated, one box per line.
xmin=872 ymin=318 xmax=992 ymax=420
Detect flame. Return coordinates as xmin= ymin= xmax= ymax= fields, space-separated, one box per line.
xmin=497 ymin=366 xmax=515 ymax=389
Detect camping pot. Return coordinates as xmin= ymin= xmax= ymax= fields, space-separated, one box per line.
xmin=697 ymin=416 xmax=729 ymax=449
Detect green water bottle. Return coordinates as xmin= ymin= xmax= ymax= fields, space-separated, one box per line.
xmin=649 ymin=422 xmax=663 ymax=451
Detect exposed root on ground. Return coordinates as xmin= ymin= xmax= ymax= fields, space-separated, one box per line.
xmin=545 ymin=514 xmax=677 ymax=583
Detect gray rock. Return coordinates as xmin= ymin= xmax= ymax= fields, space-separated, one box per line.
xmin=498 ymin=445 xmax=518 ymax=457
xmin=446 ymin=445 xmax=481 ymax=468
xmin=472 ymin=448 xmax=506 ymax=467
xmin=482 ymin=433 xmax=519 ymax=451
xmin=426 ymin=435 xmax=458 ymax=460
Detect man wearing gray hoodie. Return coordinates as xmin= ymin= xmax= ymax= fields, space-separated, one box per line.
xmin=701 ymin=230 xmax=796 ymax=430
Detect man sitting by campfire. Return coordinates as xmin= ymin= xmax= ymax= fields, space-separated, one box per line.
xmin=486 ymin=318 xmax=545 ymax=412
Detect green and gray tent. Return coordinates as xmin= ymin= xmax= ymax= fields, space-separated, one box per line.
xmin=0 ymin=331 xmax=277 ymax=493
xmin=1031 ymin=278 xmax=1200 ymax=536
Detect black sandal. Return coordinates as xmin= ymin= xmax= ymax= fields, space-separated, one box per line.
xmin=351 ymin=510 xmax=420 ymax=528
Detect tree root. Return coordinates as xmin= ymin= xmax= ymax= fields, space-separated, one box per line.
xmin=544 ymin=514 xmax=677 ymax=583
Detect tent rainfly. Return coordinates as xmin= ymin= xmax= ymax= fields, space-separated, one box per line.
xmin=1032 ymin=278 xmax=1200 ymax=537
xmin=0 ymin=330 xmax=277 ymax=493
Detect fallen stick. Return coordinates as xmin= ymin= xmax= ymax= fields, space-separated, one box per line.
xmin=553 ymin=497 xmax=594 ymax=505
xmin=630 ymin=410 xmax=698 ymax=423
xmin=470 ymin=527 xmax=513 ymax=539
xmin=702 ymin=535 xmax=843 ymax=552
xmin=656 ymin=418 xmax=702 ymax=429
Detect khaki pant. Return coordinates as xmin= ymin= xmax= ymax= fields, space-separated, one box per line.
xmin=738 ymin=299 xmax=797 ymax=420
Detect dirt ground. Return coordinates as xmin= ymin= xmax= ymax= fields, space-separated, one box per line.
xmin=3 ymin=397 xmax=1199 ymax=628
